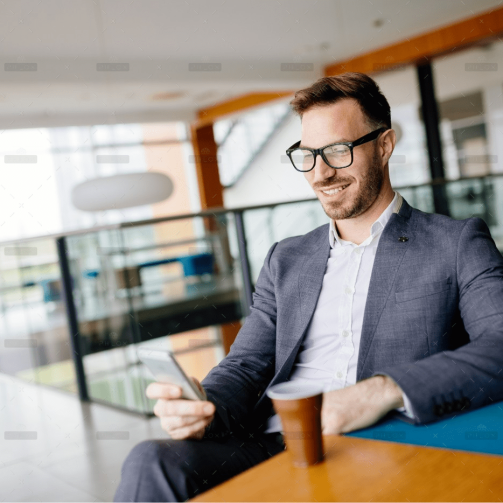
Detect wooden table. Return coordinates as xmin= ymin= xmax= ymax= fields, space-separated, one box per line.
xmin=190 ymin=434 xmax=503 ymax=501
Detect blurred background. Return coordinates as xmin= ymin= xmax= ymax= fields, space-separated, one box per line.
xmin=1 ymin=0 xmax=503 ymax=500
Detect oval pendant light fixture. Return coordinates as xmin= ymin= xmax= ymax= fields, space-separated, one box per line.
xmin=71 ymin=172 xmax=174 ymax=211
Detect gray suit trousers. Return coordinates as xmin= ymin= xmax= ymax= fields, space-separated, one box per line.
xmin=113 ymin=431 xmax=285 ymax=502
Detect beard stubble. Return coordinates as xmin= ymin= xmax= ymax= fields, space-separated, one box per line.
xmin=320 ymin=148 xmax=384 ymax=221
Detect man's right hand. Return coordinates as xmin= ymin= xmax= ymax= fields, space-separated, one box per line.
xmin=146 ymin=377 xmax=216 ymax=440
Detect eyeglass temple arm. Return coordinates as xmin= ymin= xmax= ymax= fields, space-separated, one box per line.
xmin=351 ymin=127 xmax=388 ymax=147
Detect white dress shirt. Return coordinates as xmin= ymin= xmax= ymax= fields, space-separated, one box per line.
xmin=264 ymin=190 xmax=415 ymax=434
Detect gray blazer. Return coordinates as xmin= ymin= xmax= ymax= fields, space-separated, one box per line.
xmin=201 ymin=196 xmax=503 ymax=438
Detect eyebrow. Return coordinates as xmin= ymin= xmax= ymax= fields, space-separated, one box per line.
xmin=299 ymin=138 xmax=351 ymax=149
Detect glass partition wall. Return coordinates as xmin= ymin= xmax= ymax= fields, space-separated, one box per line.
xmin=433 ymin=38 xmax=503 ymax=243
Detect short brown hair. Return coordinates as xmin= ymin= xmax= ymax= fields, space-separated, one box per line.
xmin=290 ymin=72 xmax=391 ymax=131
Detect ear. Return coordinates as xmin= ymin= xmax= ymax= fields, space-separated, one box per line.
xmin=380 ymin=129 xmax=396 ymax=165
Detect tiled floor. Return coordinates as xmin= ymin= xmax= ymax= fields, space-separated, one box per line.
xmin=0 ymin=372 xmax=166 ymax=502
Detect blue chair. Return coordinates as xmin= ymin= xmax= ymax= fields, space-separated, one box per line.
xmin=83 ymin=269 xmax=100 ymax=279
xmin=138 ymin=253 xmax=214 ymax=278
xmin=178 ymin=253 xmax=214 ymax=276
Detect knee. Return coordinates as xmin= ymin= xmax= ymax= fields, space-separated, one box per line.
xmin=117 ymin=438 xmax=200 ymax=502
xmin=121 ymin=438 xmax=201 ymax=477
xmin=121 ymin=439 xmax=160 ymax=476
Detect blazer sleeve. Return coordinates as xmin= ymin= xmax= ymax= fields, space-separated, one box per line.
xmin=371 ymin=217 xmax=503 ymax=425
xmin=201 ymin=241 xmax=279 ymax=438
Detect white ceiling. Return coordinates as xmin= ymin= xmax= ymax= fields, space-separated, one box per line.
xmin=0 ymin=0 xmax=501 ymax=129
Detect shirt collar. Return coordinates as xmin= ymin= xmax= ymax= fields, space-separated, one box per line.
xmin=329 ymin=190 xmax=403 ymax=249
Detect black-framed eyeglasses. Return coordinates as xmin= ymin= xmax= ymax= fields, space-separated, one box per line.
xmin=286 ymin=127 xmax=388 ymax=172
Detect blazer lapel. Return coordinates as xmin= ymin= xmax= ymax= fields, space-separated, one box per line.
xmin=297 ymin=230 xmax=332 ymax=346
xmin=356 ymin=197 xmax=415 ymax=380
xmin=252 ymin=224 xmax=330 ymax=423
xmin=275 ymin=225 xmax=331 ymax=374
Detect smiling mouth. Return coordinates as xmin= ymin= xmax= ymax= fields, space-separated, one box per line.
xmin=321 ymin=184 xmax=350 ymax=196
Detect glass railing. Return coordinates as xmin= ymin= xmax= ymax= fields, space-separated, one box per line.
xmin=0 ymin=212 xmax=243 ymax=414
xmin=63 ymin=212 xmax=243 ymax=413
xmin=0 ymin=238 xmax=77 ymax=391
xmin=2 ymin=172 xmax=503 ymax=415
xmin=243 ymin=175 xmax=503 ymax=283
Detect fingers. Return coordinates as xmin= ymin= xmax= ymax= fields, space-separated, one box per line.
xmin=163 ymin=417 xmax=212 ymax=440
xmin=160 ymin=414 xmax=204 ymax=430
xmin=146 ymin=381 xmax=182 ymax=400
xmin=147 ymin=380 xmax=214 ymax=440
xmin=153 ymin=398 xmax=215 ymax=418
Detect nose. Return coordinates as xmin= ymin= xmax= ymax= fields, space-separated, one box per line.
xmin=311 ymin=153 xmax=337 ymax=185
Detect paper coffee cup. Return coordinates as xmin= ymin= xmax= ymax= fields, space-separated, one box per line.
xmin=267 ymin=382 xmax=325 ymax=467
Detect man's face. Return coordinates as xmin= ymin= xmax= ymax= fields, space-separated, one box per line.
xmin=300 ymin=99 xmax=388 ymax=221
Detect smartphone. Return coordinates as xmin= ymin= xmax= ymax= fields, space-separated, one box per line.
xmin=137 ymin=347 xmax=206 ymax=401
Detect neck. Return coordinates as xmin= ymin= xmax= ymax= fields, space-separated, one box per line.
xmin=334 ymin=184 xmax=395 ymax=245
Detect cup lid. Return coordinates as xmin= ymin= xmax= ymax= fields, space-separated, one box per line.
xmin=266 ymin=381 xmax=324 ymax=400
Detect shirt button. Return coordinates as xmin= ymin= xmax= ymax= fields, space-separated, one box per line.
xmin=342 ymin=330 xmax=350 ymax=338
xmin=345 ymin=286 xmax=353 ymax=295
xmin=353 ymin=247 xmax=362 ymax=255
xmin=336 ymin=371 xmax=343 ymax=378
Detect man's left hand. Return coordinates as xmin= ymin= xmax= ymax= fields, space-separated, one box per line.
xmin=321 ymin=375 xmax=404 ymax=435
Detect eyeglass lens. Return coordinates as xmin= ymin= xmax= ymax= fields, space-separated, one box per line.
xmin=290 ymin=144 xmax=351 ymax=171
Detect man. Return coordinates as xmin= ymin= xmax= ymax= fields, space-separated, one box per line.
xmin=114 ymin=72 xmax=503 ymax=502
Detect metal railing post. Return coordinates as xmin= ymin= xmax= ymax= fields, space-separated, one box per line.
xmin=234 ymin=211 xmax=254 ymax=317
xmin=417 ymin=62 xmax=451 ymax=217
xmin=56 ymin=237 xmax=89 ymax=401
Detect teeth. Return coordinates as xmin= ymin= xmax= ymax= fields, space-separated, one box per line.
xmin=322 ymin=184 xmax=348 ymax=195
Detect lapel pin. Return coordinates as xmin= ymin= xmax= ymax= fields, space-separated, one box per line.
xmin=398 ymin=236 xmax=408 ymax=242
